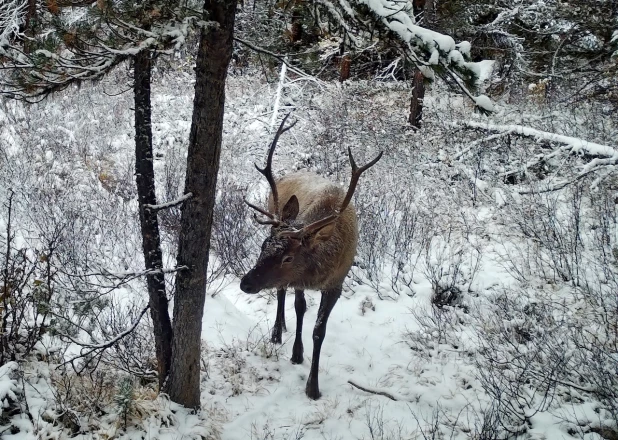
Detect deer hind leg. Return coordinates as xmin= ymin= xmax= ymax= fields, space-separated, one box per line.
xmin=271 ymin=288 xmax=287 ymax=344
xmin=305 ymin=287 xmax=341 ymax=400
xmin=291 ymin=289 xmax=306 ymax=364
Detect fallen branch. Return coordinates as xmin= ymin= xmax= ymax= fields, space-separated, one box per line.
xmin=457 ymin=120 xmax=617 ymax=158
xmin=518 ymin=163 xmax=614 ymax=194
xmin=454 ymin=120 xmax=618 ymax=192
xmin=347 ymin=379 xmax=400 ymax=401
xmin=452 ymin=130 xmax=513 ymax=161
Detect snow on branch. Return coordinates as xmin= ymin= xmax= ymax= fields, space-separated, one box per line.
xmin=0 ymin=6 xmax=202 ymax=100
xmin=58 ymin=266 xmax=188 ymax=295
xmin=347 ymin=0 xmax=495 ymax=111
xmin=0 ymin=0 xmax=26 ymax=44
xmin=460 ymin=120 xmax=617 ymax=159
xmin=144 ymin=192 xmax=193 ymax=212
xmin=234 ymin=37 xmax=325 ymax=85
xmin=457 ymin=120 xmax=618 ymax=193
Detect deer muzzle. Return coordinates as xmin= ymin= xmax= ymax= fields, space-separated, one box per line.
xmin=240 ymin=271 xmax=262 ymax=294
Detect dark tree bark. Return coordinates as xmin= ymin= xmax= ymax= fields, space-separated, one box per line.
xmin=133 ymin=50 xmax=173 ymax=390
xmin=339 ymin=55 xmax=351 ymax=82
xmin=409 ymin=69 xmax=425 ymax=128
xmin=163 ymin=0 xmax=238 ymax=409
xmin=409 ymin=0 xmax=431 ymax=128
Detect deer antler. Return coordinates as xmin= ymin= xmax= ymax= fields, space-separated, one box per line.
xmin=339 ymin=147 xmax=384 ymax=215
xmin=246 ymin=113 xmax=297 ymax=225
xmin=280 ymin=148 xmax=383 ymax=240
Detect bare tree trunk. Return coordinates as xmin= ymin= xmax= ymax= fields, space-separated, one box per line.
xmin=133 ymin=50 xmax=173 ymax=390
xmin=424 ymin=0 xmax=436 ymax=27
xmin=339 ymin=55 xmax=351 ymax=82
xmin=409 ymin=0 xmax=433 ymax=128
xmin=409 ymin=69 xmax=425 ymax=128
xmin=163 ymin=0 xmax=237 ymax=409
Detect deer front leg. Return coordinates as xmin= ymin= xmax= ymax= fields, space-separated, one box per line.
xmin=271 ymin=288 xmax=287 ymax=344
xmin=291 ymin=289 xmax=306 ymax=364
xmin=306 ymin=287 xmax=341 ymax=400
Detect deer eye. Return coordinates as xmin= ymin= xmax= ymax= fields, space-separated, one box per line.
xmin=282 ymin=255 xmax=294 ymax=264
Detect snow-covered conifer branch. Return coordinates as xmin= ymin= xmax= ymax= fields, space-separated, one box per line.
xmin=0 ymin=5 xmax=202 ymax=100
xmin=0 ymin=0 xmax=26 ymax=44
xmin=316 ymin=0 xmax=495 ymax=110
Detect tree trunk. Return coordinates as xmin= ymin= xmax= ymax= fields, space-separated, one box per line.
xmin=133 ymin=50 xmax=173 ymax=390
xmin=424 ymin=0 xmax=436 ymax=27
xmin=163 ymin=0 xmax=237 ymax=409
xmin=409 ymin=0 xmax=431 ymax=128
xmin=409 ymin=69 xmax=425 ymax=128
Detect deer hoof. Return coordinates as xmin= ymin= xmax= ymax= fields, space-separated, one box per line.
xmin=290 ymin=353 xmax=303 ymax=364
xmin=305 ymin=381 xmax=321 ymax=400
xmin=271 ymin=329 xmax=282 ymax=344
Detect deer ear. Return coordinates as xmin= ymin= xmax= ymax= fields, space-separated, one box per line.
xmin=309 ymin=222 xmax=335 ymax=246
xmin=281 ymin=195 xmax=299 ymax=222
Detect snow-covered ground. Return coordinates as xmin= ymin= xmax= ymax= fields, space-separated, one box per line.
xmin=1 ymin=67 xmax=617 ymax=439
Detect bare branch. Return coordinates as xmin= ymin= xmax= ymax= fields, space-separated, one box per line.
xmin=144 ymin=192 xmax=193 ymax=212
xmin=348 ymin=379 xmax=400 ymax=401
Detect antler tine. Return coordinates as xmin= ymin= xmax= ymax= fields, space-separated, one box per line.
xmin=245 ymin=199 xmax=281 ymax=225
xmin=338 ymin=148 xmax=384 ymax=213
xmin=254 ymin=113 xmax=298 ymax=218
xmin=279 ymin=214 xmax=338 ymax=240
xmin=281 ymin=149 xmax=383 ymax=240
xmin=253 ymin=213 xmax=281 ymax=226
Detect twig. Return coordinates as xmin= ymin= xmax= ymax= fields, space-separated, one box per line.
xmin=233 ymin=37 xmax=324 ymax=86
xmin=347 ymin=379 xmax=399 ymax=401
xmin=57 ymin=304 xmax=150 ymax=371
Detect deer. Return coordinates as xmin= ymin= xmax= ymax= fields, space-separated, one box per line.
xmin=240 ymin=114 xmax=383 ymax=400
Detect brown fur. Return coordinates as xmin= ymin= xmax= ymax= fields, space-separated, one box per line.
xmin=267 ymin=172 xmax=358 ymax=290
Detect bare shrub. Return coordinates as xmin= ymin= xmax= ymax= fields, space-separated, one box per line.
xmin=100 ymin=300 xmax=158 ymax=384
xmin=422 ymin=228 xmax=482 ymax=306
xmin=0 ymin=192 xmax=57 ymax=364
xmin=497 ymin=184 xmax=586 ymax=285
xmin=354 ymin=189 xmax=392 ymax=294
xmin=363 ymin=402 xmax=409 ymax=440
xmin=211 ymin=177 xmax=262 ymax=278
xmin=474 ymin=289 xmax=574 ymax=436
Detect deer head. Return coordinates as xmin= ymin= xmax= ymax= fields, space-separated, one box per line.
xmin=240 ymin=114 xmax=382 ymax=294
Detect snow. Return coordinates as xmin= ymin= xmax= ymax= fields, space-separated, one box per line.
xmin=465 ymin=120 xmax=618 ymax=160
xmin=144 ymin=192 xmax=193 ymax=211
xmin=473 ymin=95 xmax=495 ymax=112
xmin=0 ymin=362 xmax=19 ymax=408
xmin=2 ymin=62 xmax=618 ymax=440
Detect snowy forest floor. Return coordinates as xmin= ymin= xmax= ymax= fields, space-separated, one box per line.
xmin=1 ymin=66 xmax=618 ymax=440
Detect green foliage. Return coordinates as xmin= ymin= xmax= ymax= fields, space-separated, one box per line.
xmin=0 ymin=1 xmax=202 ymax=100
xmin=114 ymin=376 xmax=135 ymax=429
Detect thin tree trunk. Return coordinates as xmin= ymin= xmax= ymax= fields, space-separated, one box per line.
xmin=424 ymin=0 xmax=436 ymax=27
xmin=133 ymin=50 xmax=173 ymax=390
xmin=409 ymin=69 xmax=425 ymax=128
xmin=409 ymin=0 xmax=431 ymax=128
xmin=163 ymin=0 xmax=237 ymax=409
